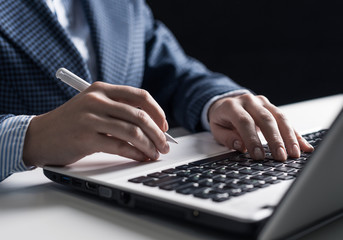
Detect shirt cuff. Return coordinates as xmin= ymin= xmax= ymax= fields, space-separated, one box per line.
xmin=201 ymin=89 xmax=251 ymax=131
xmin=0 ymin=115 xmax=35 ymax=182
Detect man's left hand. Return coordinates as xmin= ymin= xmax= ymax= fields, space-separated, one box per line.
xmin=208 ymin=94 xmax=314 ymax=161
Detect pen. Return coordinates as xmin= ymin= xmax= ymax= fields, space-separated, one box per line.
xmin=56 ymin=68 xmax=178 ymax=144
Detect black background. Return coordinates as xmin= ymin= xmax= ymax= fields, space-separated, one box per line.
xmin=147 ymin=0 xmax=342 ymax=106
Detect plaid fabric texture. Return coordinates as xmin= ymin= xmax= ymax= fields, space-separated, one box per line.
xmin=0 ymin=0 xmax=245 ymax=181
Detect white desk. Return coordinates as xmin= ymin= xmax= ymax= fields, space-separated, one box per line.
xmin=1 ymin=95 xmax=342 ymax=240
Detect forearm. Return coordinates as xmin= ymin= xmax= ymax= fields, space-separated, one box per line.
xmin=172 ymin=62 xmax=247 ymax=132
xmin=0 ymin=115 xmax=34 ymax=182
xmin=142 ymin=17 xmax=248 ymax=132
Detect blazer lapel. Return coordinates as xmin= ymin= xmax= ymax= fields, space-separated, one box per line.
xmin=82 ymin=0 xmax=132 ymax=85
xmin=0 ymin=0 xmax=91 ymax=99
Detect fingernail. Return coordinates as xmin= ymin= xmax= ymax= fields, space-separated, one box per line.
xmin=164 ymin=121 xmax=169 ymax=132
xmin=277 ymin=147 xmax=287 ymax=161
xmin=292 ymin=144 xmax=300 ymax=157
xmin=163 ymin=143 xmax=170 ymax=153
xmin=304 ymin=139 xmax=314 ymax=150
xmin=254 ymin=147 xmax=264 ymax=160
xmin=153 ymin=151 xmax=160 ymax=160
xmin=233 ymin=140 xmax=242 ymax=151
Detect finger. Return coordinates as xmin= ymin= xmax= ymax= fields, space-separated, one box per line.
xmin=93 ymin=133 xmax=152 ymax=161
xmin=217 ymin=102 xmax=265 ymax=160
xmin=97 ymin=100 xmax=169 ymax=154
xmin=294 ymin=130 xmax=314 ymax=152
xmin=243 ymin=96 xmax=288 ymax=161
xmin=257 ymin=96 xmax=301 ymax=159
xmin=95 ymin=115 xmax=163 ymax=159
xmin=210 ymin=123 xmax=247 ymax=153
xmin=92 ymin=83 xmax=168 ymax=132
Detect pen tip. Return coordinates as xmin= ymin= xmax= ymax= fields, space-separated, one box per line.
xmin=165 ymin=132 xmax=178 ymax=144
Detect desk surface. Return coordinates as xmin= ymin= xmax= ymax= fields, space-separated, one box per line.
xmin=1 ymin=94 xmax=342 ymax=240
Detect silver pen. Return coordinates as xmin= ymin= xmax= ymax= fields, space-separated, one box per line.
xmin=56 ymin=68 xmax=178 ymax=144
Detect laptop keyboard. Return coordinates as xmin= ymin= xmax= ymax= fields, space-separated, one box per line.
xmin=128 ymin=130 xmax=327 ymax=202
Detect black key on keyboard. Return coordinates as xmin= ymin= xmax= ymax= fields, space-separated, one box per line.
xmin=189 ymin=166 xmax=207 ymax=173
xmin=176 ymin=170 xmax=194 ymax=177
xmin=263 ymin=171 xmax=284 ymax=177
xmin=274 ymin=166 xmax=296 ymax=173
xmin=143 ymin=176 xmax=182 ymax=187
xmin=176 ymin=183 xmax=200 ymax=195
xmin=160 ymin=181 xmax=186 ymax=191
xmin=213 ymin=174 xmax=228 ymax=183
xmin=277 ymin=174 xmax=294 ymax=181
xmin=161 ymin=168 xmax=179 ymax=174
xmin=189 ymin=152 xmax=234 ymax=166
xmin=186 ymin=174 xmax=203 ymax=183
xmin=251 ymin=164 xmax=272 ymax=171
xmin=128 ymin=176 xmax=154 ymax=183
xmin=193 ymin=187 xmax=214 ymax=199
xmin=250 ymin=175 xmax=274 ymax=182
xmin=286 ymin=163 xmax=303 ymax=169
xmin=239 ymin=168 xmax=260 ymax=175
xmin=264 ymin=161 xmax=283 ymax=167
xmin=175 ymin=164 xmax=189 ymax=170
xmin=147 ymin=172 xmax=169 ymax=178
xmin=198 ymin=178 xmax=215 ymax=187
xmin=226 ymin=171 xmax=247 ymax=179
xmin=212 ymin=193 xmax=230 ymax=202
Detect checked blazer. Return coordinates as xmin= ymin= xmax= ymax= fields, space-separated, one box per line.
xmin=0 ymin=0 xmax=246 ymax=181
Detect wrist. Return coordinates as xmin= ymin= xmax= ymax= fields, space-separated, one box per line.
xmin=23 ymin=115 xmax=43 ymax=167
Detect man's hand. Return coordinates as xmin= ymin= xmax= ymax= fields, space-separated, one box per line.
xmin=23 ymin=82 xmax=170 ymax=167
xmin=208 ymin=94 xmax=314 ymax=161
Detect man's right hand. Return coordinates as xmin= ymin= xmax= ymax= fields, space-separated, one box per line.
xmin=23 ymin=82 xmax=170 ymax=167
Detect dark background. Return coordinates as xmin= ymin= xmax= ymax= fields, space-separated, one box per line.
xmin=146 ymin=0 xmax=342 ymax=106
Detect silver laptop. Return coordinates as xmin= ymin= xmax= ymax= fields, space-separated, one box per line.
xmin=43 ymin=107 xmax=343 ymax=240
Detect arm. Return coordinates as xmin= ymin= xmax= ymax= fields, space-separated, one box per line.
xmin=142 ymin=5 xmax=247 ymax=132
xmin=141 ymin=4 xmax=313 ymax=161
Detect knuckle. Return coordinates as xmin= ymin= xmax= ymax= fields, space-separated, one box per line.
xmin=222 ymin=98 xmax=236 ymax=109
xmin=90 ymin=81 xmax=105 ymax=90
xmin=213 ymin=98 xmax=235 ymax=113
xmin=83 ymin=92 xmax=106 ymax=109
xmin=128 ymin=125 xmax=141 ymax=138
xmin=138 ymin=88 xmax=150 ymax=102
xmin=258 ymin=112 xmax=274 ymax=123
xmin=241 ymin=93 xmax=255 ymax=102
xmin=274 ymin=110 xmax=288 ymax=122
xmin=79 ymin=112 xmax=94 ymax=125
xmin=271 ymin=141 xmax=285 ymax=150
xmin=237 ymin=114 xmax=252 ymax=125
xmin=267 ymin=131 xmax=284 ymax=145
xmin=257 ymin=95 xmax=270 ymax=104
xmin=84 ymin=91 xmax=102 ymax=103
xmin=136 ymin=109 xmax=149 ymax=125
xmin=282 ymin=131 xmax=297 ymax=144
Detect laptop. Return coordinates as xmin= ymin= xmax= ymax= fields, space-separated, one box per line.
xmin=43 ymin=100 xmax=343 ymax=240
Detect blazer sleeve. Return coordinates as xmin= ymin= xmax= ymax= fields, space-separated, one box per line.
xmin=0 ymin=115 xmax=34 ymax=182
xmin=141 ymin=4 xmax=248 ymax=132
